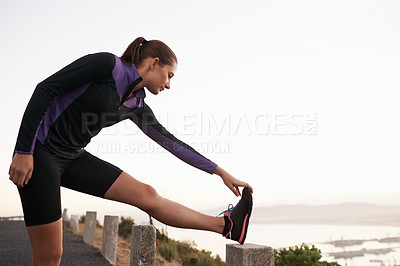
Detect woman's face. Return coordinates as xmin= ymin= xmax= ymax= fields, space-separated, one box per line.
xmin=145 ymin=59 xmax=177 ymax=95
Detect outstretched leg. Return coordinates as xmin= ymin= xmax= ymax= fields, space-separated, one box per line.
xmin=26 ymin=218 xmax=63 ymax=266
xmin=104 ymin=172 xmax=225 ymax=234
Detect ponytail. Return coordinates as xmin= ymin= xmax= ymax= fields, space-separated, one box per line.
xmin=120 ymin=37 xmax=177 ymax=67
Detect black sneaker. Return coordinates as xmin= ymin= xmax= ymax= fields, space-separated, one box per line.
xmin=218 ymin=187 xmax=253 ymax=245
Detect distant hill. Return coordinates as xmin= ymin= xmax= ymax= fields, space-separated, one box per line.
xmin=205 ymin=202 xmax=400 ymax=226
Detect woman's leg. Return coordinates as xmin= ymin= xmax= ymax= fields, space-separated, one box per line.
xmin=26 ymin=219 xmax=63 ymax=266
xmin=104 ymin=172 xmax=225 ymax=234
xmin=16 ymin=142 xmax=65 ymax=265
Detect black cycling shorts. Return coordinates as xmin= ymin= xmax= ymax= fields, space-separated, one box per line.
xmin=16 ymin=141 xmax=122 ymax=226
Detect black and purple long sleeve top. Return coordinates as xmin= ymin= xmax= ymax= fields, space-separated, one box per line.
xmin=14 ymin=52 xmax=218 ymax=174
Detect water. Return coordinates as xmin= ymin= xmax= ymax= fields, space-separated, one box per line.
xmin=162 ymin=223 xmax=400 ymax=266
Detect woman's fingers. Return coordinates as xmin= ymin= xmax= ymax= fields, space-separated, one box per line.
xmin=9 ymin=168 xmax=17 ymax=184
xmin=17 ymin=174 xmax=26 ymax=187
xmin=238 ymin=180 xmax=253 ymax=193
xmin=232 ymin=185 xmax=240 ymax=197
xmin=226 ymin=182 xmax=239 ymax=197
xmin=8 ymin=154 xmax=34 ymax=188
xmin=15 ymin=170 xmax=25 ymax=187
xmin=220 ymin=169 xmax=253 ymax=196
xmin=10 ymin=172 xmax=21 ymax=187
xmin=235 ymin=186 xmax=241 ymax=196
xmin=9 ymin=166 xmax=27 ymax=187
xmin=242 ymin=182 xmax=254 ymax=193
xmin=24 ymin=169 xmax=33 ymax=186
xmin=231 ymin=180 xmax=254 ymax=196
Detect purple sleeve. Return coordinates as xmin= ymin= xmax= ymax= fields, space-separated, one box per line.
xmin=130 ymin=103 xmax=218 ymax=174
xmin=14 ymin=53 xmax=115 ymax=154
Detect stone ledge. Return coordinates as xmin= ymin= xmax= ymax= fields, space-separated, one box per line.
xmin=226 ymin=243 xmax=274 ymax=266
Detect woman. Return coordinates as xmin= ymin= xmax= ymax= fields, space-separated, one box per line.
xmin=9 ymin=37 xmax=253 ymax=265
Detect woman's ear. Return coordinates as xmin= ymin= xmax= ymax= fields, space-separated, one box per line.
xmin=150 ymin=57 xmax=160 ymax=71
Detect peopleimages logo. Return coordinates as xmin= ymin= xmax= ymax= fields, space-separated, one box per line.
xmin=81 ymin=112 xmax=318 ymax=136
xmin=179 ymin=112 xmax=318 ymax=136
xmin=83 ymin=112 xmax=318 ymax=154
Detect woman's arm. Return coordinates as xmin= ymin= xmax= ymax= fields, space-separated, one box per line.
xmin=130 ymin=104 xmax=253 ymax=196
xmin=130 ymin=103 xmax=218 ymax=174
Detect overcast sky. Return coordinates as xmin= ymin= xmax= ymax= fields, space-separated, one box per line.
xmin=1 ymin=0 xmax=400 ymax=220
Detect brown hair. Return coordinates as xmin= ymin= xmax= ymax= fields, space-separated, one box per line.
xmin=120 ymin=37 xmax=177 ymax=67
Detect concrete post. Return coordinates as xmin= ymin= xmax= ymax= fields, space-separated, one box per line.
xmin=101 ymin=215 xmax=119 ymax=265
xmin=130 ymin=225 xmax=156 ymax=266
xmin=70 ymin=215 xmax=80 ymax=234
xmin=83 ymin=211 xmax=97 ymax=246
xmin=62 ymin=208 xmax=70 ymax=230
xmin=62 ymin=208 xmax=68 ymax=220
xmin=226 ymin=244 xmax=274 ymax=266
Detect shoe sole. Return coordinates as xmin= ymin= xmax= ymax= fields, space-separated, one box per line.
xmin=238 ymin=188 xmax=253 ymax=244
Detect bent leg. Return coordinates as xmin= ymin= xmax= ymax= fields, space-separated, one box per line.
xmin=27 ymin=218 xmax=63 ymax=266
xmin=104 ymin=172 xmax=224 ymax=234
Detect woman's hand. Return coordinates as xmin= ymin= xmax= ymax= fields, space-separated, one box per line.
xmin=214 ymin=166 xmax=253 ymax=196
xmin=9 ymin=153 xmax=34 ymax=187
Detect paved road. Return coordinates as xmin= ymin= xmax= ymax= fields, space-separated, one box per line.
xmin=0 ymin=221 xmax=111 ymax=266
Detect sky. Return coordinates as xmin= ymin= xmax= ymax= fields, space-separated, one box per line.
xmin=1 ymin=0 xmax=400 ymax=221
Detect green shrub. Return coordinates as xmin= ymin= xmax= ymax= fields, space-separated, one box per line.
xmin=156 ymin=227 xmax=225 ymax=265
xmin=274 ymin=243 xmax=340 ymax=266
xmin=78 ymin=215 xmax=102 ymax=228
xmin=183 ymin=256 xmax=199 ymax=265
xmin=156 ymin=228 xmax=169 ymax=242
xmin=118 ymin=216 xmax=134 ymax=239
xmin=156 ymin=258 xmax=165 ymax=265
xmin=197 ymin=250 xmax=225 ymax=266
xmin=214 ymin=255 xmax=224 ymax=266
xmin=96 ymin=220 xmax=102 ymax=228
xmin=198 ymin=253 xmax=216 ymax=266
xmin=158 ymin=240 xmax=178 ymax=262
